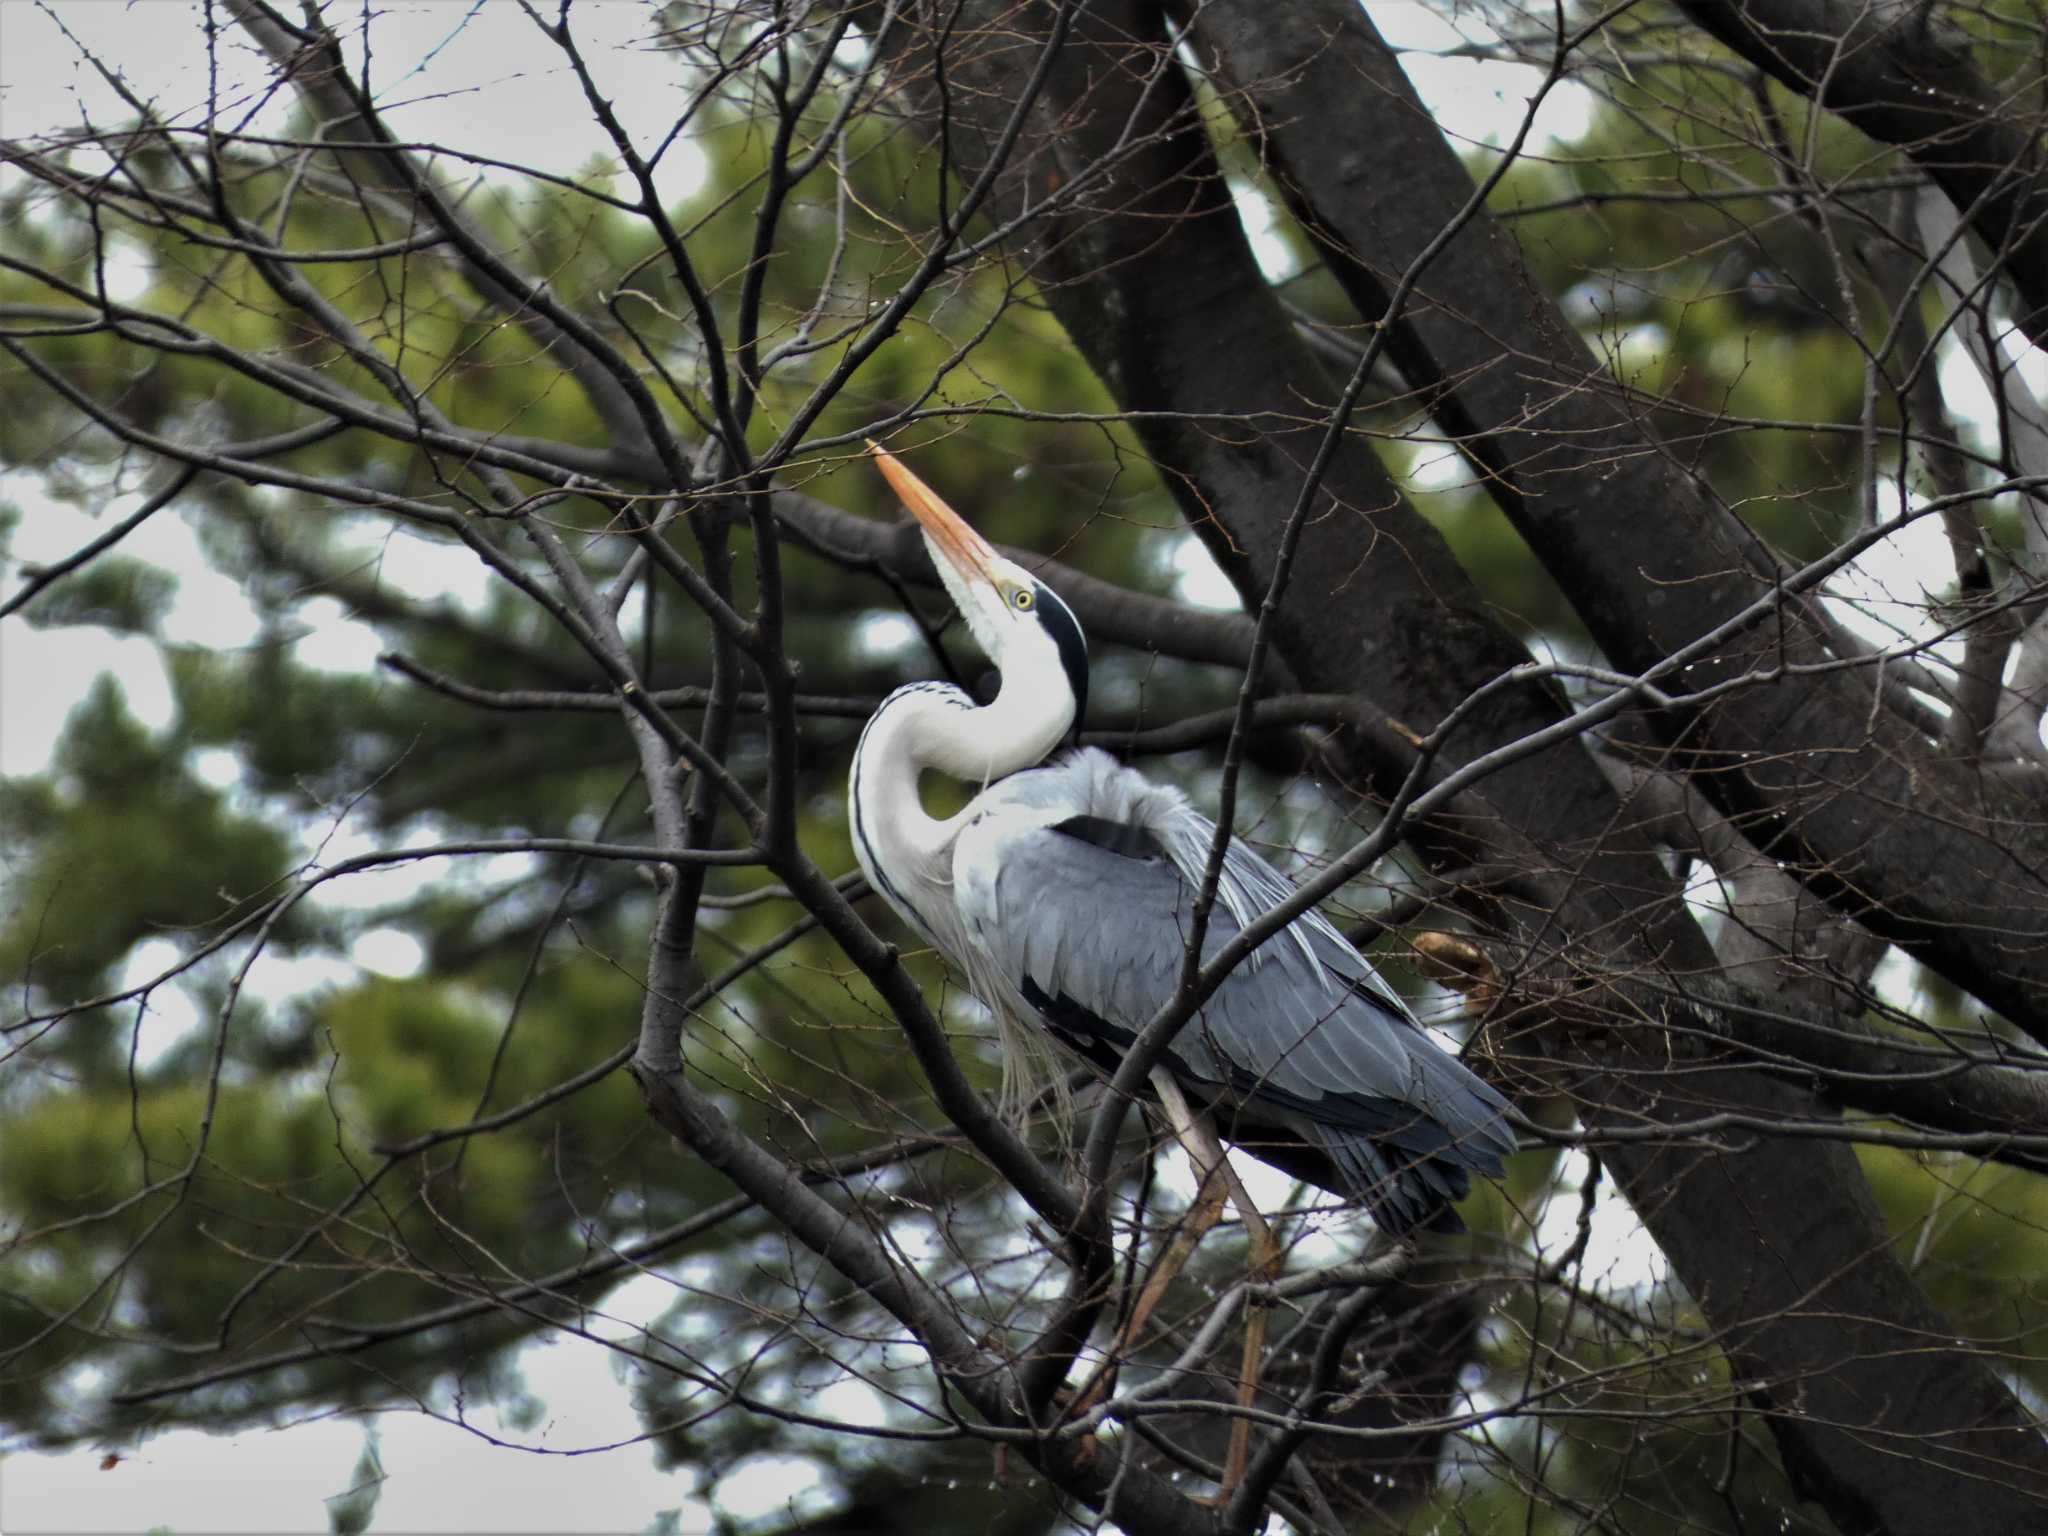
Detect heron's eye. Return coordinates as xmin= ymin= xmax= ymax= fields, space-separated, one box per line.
xmin=1012 ymin=588 xmax=1035 ymax=612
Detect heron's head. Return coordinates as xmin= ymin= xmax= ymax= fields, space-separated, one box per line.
xmin=867 ymin=441 xmax=1089 ymax=743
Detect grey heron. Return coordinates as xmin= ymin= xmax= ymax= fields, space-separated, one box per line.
xmin=850 ymin=443 xmax=1514 ymax=1488
xmin=851 ymin=442 xmax=1515 ymax=1233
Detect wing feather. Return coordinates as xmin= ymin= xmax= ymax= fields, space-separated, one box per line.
xmin=950 ymin=749 xmax=1515 ymax=1231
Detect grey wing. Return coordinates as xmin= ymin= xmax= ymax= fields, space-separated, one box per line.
xmin=955 ymin=803 xmax=1515 ymax=1228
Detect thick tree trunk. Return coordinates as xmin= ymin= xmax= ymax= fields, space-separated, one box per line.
xmin=1178 ymin=0 xmax=2048 ymax=1048
xmin=877 ymin=2 xmax=2048 ymax=1527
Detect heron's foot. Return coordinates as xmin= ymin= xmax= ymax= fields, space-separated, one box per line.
xmin=1051 ymin=1365 xmax=1117 ymax=1422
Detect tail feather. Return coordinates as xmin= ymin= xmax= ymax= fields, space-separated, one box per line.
xmin=1320 ymin=1125 xmax=1484 ymax=1236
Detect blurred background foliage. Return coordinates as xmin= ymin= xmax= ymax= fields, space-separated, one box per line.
xmin=2 ymin=1 xmax=2040 ymax=1531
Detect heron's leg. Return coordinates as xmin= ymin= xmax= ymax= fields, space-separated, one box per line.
xmin=1146 ymin=1070 xmax=1278 ymax=1500
xmin=1056 ymin=1099 xmax=1234 ymax=1431
xmin=1110 ymin=1123 xmax=1232 ymax=1360
xmin=1060 ymin=1074 xmax=1276 ymax=1496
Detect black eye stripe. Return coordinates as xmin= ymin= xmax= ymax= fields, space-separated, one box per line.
xmin=1030 ymin=581 xmax=1089 ymax=732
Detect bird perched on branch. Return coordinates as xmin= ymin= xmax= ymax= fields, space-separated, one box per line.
xmin=850 ymin=441 xmax=1515 ymax=1237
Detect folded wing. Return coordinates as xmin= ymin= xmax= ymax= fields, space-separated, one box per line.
xmin=952 ymin=750 xmax=1515 ymax=1234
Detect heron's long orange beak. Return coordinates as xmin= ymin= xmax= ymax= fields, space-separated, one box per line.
xmin=866 ymin=440 xmax=1002 ymax=587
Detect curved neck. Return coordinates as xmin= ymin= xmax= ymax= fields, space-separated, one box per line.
xmin=925 ymin=668 xmax=1075 ymax=785
xmin=850 ymin=679 xmax=1074 ymax=909
xmin=853 ymin=688 xmax=963 ymax=885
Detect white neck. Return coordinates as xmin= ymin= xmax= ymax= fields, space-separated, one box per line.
xmin=850 ymin=678 xmax=1075 ymax=922
xmin=925 ymin=669 xmax=1075 ymax=784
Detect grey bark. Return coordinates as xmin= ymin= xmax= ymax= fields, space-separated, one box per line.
xmin=1179 ymin=0 xmax=2048 ymax=1052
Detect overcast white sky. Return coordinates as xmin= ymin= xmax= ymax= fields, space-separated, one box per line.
xmin=0 ymin=1 xmax=1989 ymax=1531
